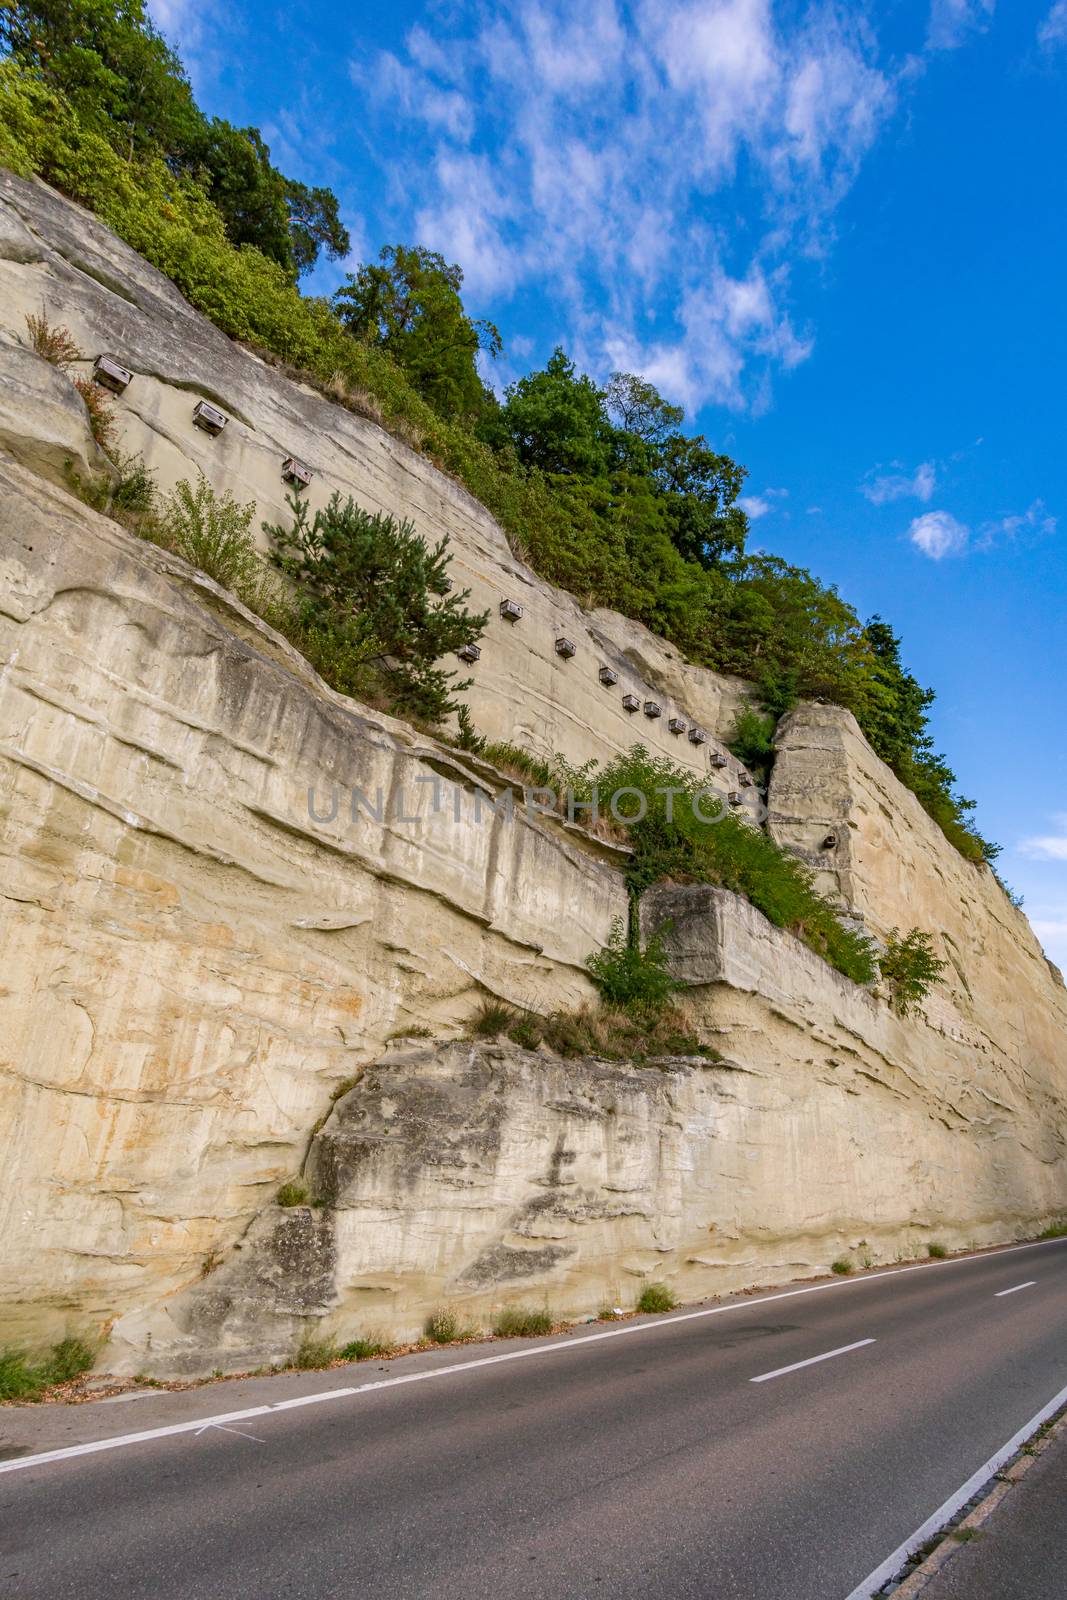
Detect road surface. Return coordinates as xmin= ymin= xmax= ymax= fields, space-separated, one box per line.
xmin=3 ymin=1238 xmax=1067 ymax=1599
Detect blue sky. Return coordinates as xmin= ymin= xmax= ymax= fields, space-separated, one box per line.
xmin=152 ymin=0 xmax=1067 ymax=964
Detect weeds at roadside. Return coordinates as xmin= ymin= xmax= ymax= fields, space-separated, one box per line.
xmin=493 ymin=1307 xmax=553 ymax=1339
xmin=927 ymin=1242 xmax=948 ymax=1259
xmin=831 ymin=1258 xmax=853 ymax=1275
xmin=338 ymin=1338 xmax=395 ymax=1362
xmin=636 ymin=1283 xmax=677 ymax=1314
xmin=0 ymin=1337 xmax=96 ymax=1402
xmin=293 ymin=1335 xmax=337 ymax=1370
xmin=424 ymin=1309 xmax=478 ymax=1345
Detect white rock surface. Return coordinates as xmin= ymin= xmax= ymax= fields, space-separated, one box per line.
xmin=0 ymin=172 xmax=1064 ymax=1374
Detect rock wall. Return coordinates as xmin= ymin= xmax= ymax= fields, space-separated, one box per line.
xmin=117 ymin=885 xmax=1067 ymax=1376
xmin=0 ymin=455 xmax=625 ymax=1349
xmin=0 ymin=170 xmax=752 ymax=785
xmin=1 ymin=171 xmax=1066 ymax=1374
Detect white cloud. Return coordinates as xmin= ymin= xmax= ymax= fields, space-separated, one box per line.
xmin=739 ymin=495 xmax=771 ymax=518
xmin=1038 ymin=2 xmax=1067 ymax=47
xmin=908 ymin=509 xmax=969 ymax=558
xmin=979 ymin=499 xmax=1057 ymax=545
xmin=346 ymin=0 xmax=906 ymax=415
xmin=862 ymin=460 xmax=937 ymax=505
xmin=927 ymin=0 xmax=995 ymax=51
xmin=1020 ymin=817 xmax=1067 ymax=861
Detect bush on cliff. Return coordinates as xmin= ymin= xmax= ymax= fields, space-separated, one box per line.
xmin=878 ymin=928 xmax=948 ymax=1017
xmin=565 ymin=746 xmax=879 ymax=986
xmin=264 ymin=492 xmax=489 ymax=723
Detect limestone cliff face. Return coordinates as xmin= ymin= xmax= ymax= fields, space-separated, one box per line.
xmin=1 ymin=171 xmax=1066 ymax=1375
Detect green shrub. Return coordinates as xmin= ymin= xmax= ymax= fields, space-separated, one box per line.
xmin=293 ymin=1334 xmax=337 ymax=1369
xmin=454 ymin=704 xmax=487 ymax=754
xmin=879 ymin=929 xmax=948 ymax=1016
xmin=831 ymin=1258 xmax=853 ymax=1275
xmin=493 ymin=1307 xmax=553 ymax=1338
xmin=424 ymin=1309 xmax=476 ymax=1344
xmin=264 ymin=492 xmax=487 ymax=725
xmin=276 ymin=1180 xmax=309 ymax=1207
xmin=726 ymin=705 xmax=777 ymax=784
xmin=1038 ymin=1222 xmax=1067 ymax=1240
xmin=636 ymin=1282 xmax=677 ymax=1314
xmin=927 ymin=1242 xmax=948 ymax=1259
xmin=586 ymin=916 xmax=680 ymax=1018
xmin=0 ymin=1336 xmax=95 ymax=1400
xmin=469 ymin=999 xmax=520 ymax=1038
xmin=160 ymin=475 xmax=269 ymax=597
xmin=338 ymin=1337 xmax=393 ymax=1361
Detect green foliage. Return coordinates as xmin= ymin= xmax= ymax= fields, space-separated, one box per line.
xmin=878 ymin=928 xmax=948 ymax=1017
xmin=727 ymin=705 xmax=777 ymax=785
xmin=586 ymin=916 xmax=680 ymax=1018
xmin=265 ymin=492 xmax=488 ymax=724
xmin=334 ymin=244 xmax=499 ymax=420
xmin=338 ymin=1337 xmax=394 ymax=1362
xmin=293 ymin=1334 xmax=337 ymax=1369
xmin=469 ymin=998 xmax=518 ymax=1038
xmin=276 ymin=1180 xmax=309 ymax=1207
xmin=831 ymin=1258 xmax=853 ymax=1275
xmin=636 ymin=1282 xmax=677 ymax=1314
xmin=479 ymin=741 xmax=555 ymax=789
xmin=566 ymin=747 xmax=878 ymax=986
xmin=158 ymin=475 xmax=283 ymax=615
xmin=0 ymin=1336 xmax=95 ymax=1400
xmin=0 ymin=1 xmax=347 ymax=277
xmin=454 ymin=704 xmax=487 ymax=754
xmin=927 ymin=1242 xmax=948 ymax=1259
xmin=497 ymin=347 xmax=615 ymax=478
xmin=0 ymin=31 xmax=995 ymax=869
xmin=493 ymin=1307 xmax=553 ymax=1338
xmin=424 ymin=1309 xmax=477 ymax=1344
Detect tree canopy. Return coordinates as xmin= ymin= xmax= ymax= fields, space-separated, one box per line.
xmin=333 ymin=245 xmax=500 ymax=420
xmin=0 ymin=0 xmax=349 ymax=278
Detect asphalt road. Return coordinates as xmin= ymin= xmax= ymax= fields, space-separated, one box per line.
xmin=3 ymin=1239 xmax=1067 ymax=1600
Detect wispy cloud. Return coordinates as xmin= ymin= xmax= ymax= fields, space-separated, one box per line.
xmin=908 ymin=509 xmax=969 ymax=558
xmin=862 ymin=460 xmax=937 ymax=505
xmin=1020 ymin=817 xmax=1067 ymax=861
xmin=346 ymin=0 xmax=914 ymax=414
xmin=739 ymin=486 xmax=788 ymax=519
xmin=1038 ymin=1 xmax=1067 ymax=48
xmin=978 ymin=499 xmax=1057 ymax=547
xmin=926 ymin=0 xmax=995 ymax=51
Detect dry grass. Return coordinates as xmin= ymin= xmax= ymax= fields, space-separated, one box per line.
xmin=467 ymin=997 xmax=718 ymax=1065
xmin=72 ymin=374 xmax=118 ymax=451
xmin=25 ymin=311 xmax=82 ymax=369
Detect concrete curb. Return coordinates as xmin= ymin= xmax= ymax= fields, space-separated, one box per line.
xmin=887 ymin=1407 xmax=1067 ymax=1595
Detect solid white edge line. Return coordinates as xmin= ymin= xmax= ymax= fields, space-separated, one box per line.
xmin=842 ymin=1376 xmax=1067 ymax=1600
xmin=994 ymin=1281 xmax=1037 ymax=1297
xmin=4 ymin=1234 xmax=1067 ymax=1479
xmin=750 ymin=1338 xmax=875 ymax=1384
